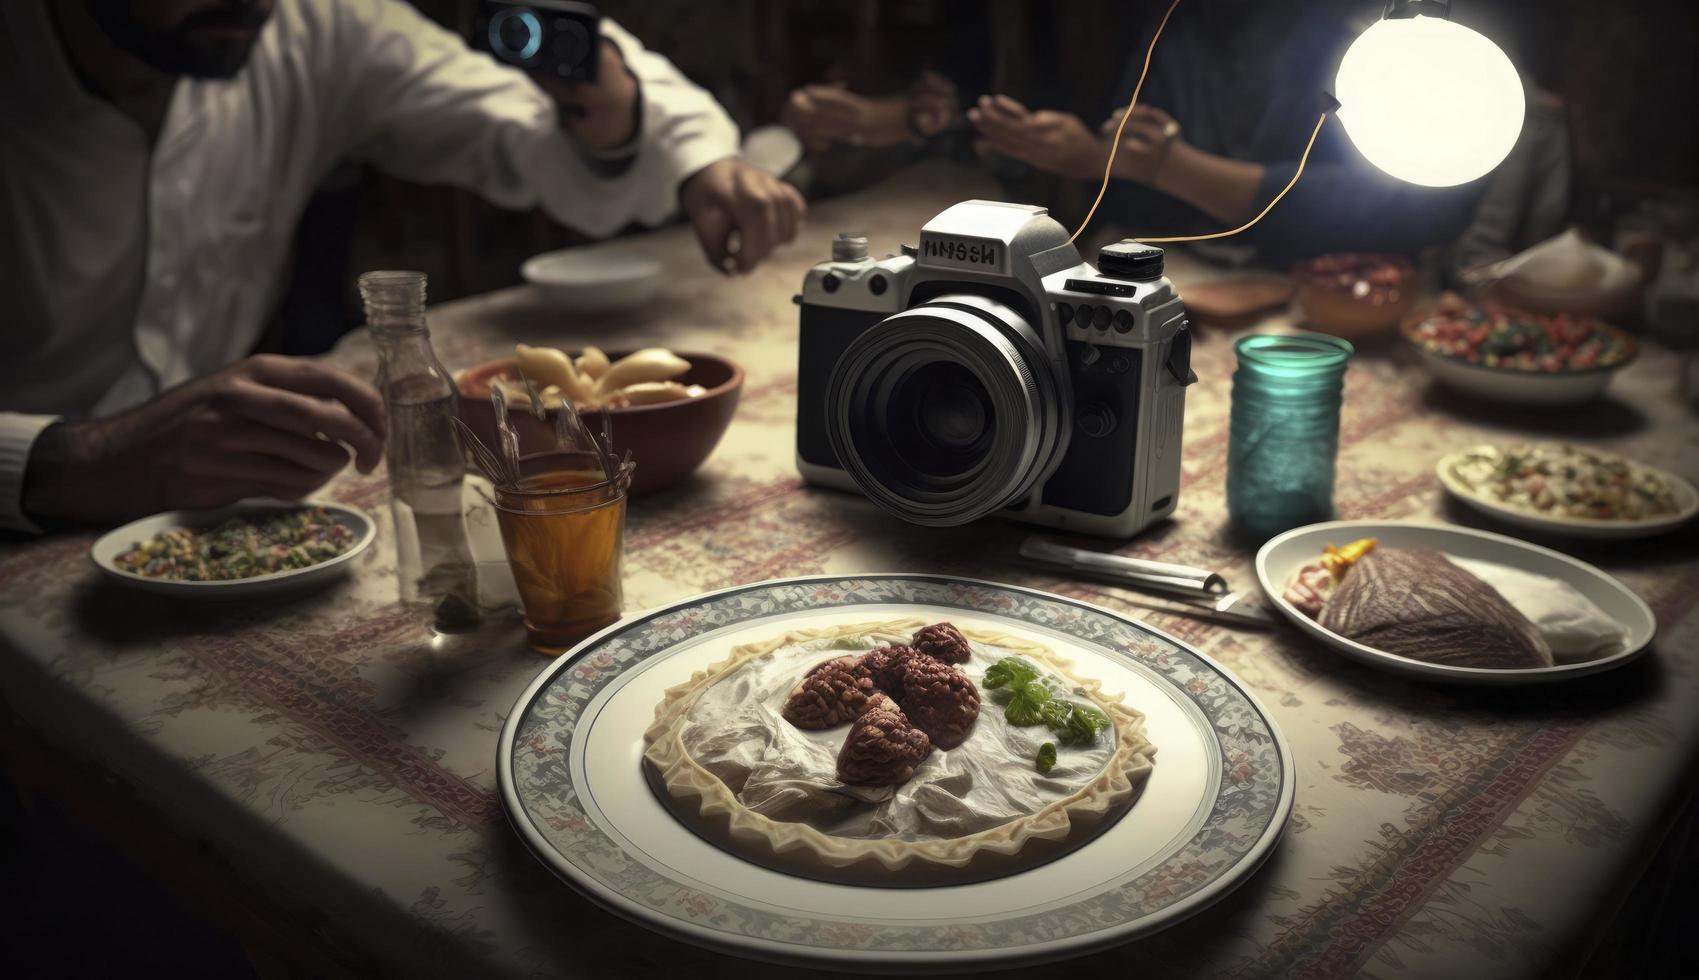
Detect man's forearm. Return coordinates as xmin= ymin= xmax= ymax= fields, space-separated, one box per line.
xmin=1153 ymin=141 xmax=1266 ymax=226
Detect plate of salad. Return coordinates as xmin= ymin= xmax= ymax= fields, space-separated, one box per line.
xmin=91 ymin=500 xmax=375 ymax=598
xmin=1402 ymin=295 xmax=1637 ymax=405
xmin=1437 ymin=443 xmax=1698 ymax=540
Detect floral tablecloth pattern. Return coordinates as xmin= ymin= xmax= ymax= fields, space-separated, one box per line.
xmin=2 ymin=161 xmax=1696 ymax=979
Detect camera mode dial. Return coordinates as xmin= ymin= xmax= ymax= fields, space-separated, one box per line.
xmin=1097 ymin=242 xmax=1164 ymax=281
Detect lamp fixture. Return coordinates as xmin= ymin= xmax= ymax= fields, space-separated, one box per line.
xmin=1072 ymin=0 xmax=1527 ymax=245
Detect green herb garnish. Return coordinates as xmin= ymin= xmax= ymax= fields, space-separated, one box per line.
xmin=1059 ymin=704 xmax=1111 ymax=746
xmin=1036 ymin=743 xmax=1057 ymax=774
xmin=1038 ymin=698 xmax=1072 ymax=730
xmin=983 ymin=657 xmax=1037 ymax=690
xmin=1003 ymin=681 xmax=1051 ymax=725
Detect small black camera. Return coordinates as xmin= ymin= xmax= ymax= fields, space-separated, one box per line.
xmin=472 ymin=1 xmax=601 ymax=83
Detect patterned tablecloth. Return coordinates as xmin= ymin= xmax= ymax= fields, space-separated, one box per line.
xmin=3 ymin=160 xmax=1697 ymax=979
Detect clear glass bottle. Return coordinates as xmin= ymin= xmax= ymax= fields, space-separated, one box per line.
xmin=359 ymin=271 xmax=479 ymax=626
xmin=1226 ymin=333 xmax=1354 ymax=543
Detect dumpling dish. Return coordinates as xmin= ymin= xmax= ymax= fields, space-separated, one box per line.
xmin=642 ymin=619 xmax=1156 ymax=885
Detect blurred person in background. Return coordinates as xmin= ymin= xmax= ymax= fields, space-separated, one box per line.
xmin=0 ymin=0 xmax=805 ymax=533
xmin=967 ymin=0 xmax=1492 ymax=265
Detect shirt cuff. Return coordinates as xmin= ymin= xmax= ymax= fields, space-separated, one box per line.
xmin=0 ymin=413 xmax=60 ymax=534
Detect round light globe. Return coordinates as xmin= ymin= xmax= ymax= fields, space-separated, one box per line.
xmin=1335 ymin=16 xmax=1525 ymax=187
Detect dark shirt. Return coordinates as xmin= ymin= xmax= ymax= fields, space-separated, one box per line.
xmin=1102 ymin=0 xmax=1487 ymax=265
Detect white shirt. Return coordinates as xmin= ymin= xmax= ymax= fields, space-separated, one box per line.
xmin=0 ymin=0 xmax=738 ymax=531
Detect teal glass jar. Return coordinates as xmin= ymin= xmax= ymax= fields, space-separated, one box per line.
xmin=1226 ymin=333 xmax=1354 ymax=542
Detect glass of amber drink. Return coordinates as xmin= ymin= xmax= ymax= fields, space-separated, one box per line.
xmin=492 ymin=451 xmax=632 ymax=655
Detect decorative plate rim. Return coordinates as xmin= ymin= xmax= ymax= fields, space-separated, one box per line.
xmin=497 ymin=573 xmax=1294 ymax=970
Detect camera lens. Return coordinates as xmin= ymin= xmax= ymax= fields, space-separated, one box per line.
xmin=827 ymin=294 xmax=1069 ymax=526
xmin=887 ymin=361 xmax=993 ymax=481
xmin=489 ymin=8 xmax=543 ymax=63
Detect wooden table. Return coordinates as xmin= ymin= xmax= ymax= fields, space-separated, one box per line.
xmin=3 ymin=159 xmax=1697 ymax=978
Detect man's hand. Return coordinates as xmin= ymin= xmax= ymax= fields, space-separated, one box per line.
xmin=908 ymin=70 xmax=960 ymax=138
xmin=680 ymin=159 xmax=807 ymax=274
xmin=537 ymin=38 xmax=640 ymax=150
xmin=22 ymin=355 xmax=385 ymax=527
xmin=780 ymin=83 xmax=913 ymax=153
xmin=967 ymin=95 xmax=1106 ymax=180
xmin=781 ymin=74 xmax=959 ymax=153
xmin=1098 ymin=105 xmax=1182 ymax=185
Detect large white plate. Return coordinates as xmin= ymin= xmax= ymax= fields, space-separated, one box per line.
xmin=1256 ymin=521 xmax=1656 ymax=685
xmin=498 ymin=575 xmax=1293 ymax=972
xmin=90 ymin=499 xmax=374 ymax=599
xmin=1436 ymin=450 xmax=1699 ymax=541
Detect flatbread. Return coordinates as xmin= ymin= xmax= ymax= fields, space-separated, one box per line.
xmin=642 ymin=619 xmax=1156 ymax=883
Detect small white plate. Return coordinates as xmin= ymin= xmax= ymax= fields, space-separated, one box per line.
xmin=1256 ymin=521 xmax=1656 ymax=685
xmin=1436 ymin=450 xmax=1699 ymax=540
xmin=741 ymin=124 xmax=804 ymax=177
xmin=90 ymin=500 xmax=374 ymax=599
xmin=521 ymin=247 xmax=664 ymax=313
xmin=500 ymin=574 xmax=1293 ymax=971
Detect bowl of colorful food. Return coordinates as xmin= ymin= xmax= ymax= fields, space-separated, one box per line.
xmin=1292 ymin=252 xmax=1419 ymax=342
xmin=1436 ymin=443 xmax=1698 ymax=540
xmin=1401 ymin=295 xmax=1637 ymax=404
xmin=90 ymin=501 xmax=375 ymax=598
xmin=456 ymin=344 xmax=744 ymax=496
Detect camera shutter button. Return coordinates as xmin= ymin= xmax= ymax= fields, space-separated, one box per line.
xmin=1078 ymin=402 xmax=1117 ymax=438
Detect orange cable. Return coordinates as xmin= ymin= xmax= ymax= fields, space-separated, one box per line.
xmin=1136 ymin=111 xmax=1330 ymax=244
xmin=1067 ymin=0 xmax=1182 ymax=246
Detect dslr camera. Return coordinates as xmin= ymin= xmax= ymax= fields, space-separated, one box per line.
xmin=796 ymin=201 xmax=1196 ymax=537
xmin=472 ymin=1 xmax=600 ymax=82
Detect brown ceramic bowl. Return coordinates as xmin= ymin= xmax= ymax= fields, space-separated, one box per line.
xmin=1292 ymin=253 xmax=1420 ymax=343
xmin=456 ymin=351 xmax=743 ymax=496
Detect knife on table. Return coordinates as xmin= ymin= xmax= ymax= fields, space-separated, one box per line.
xmin=1018 ymin=537 xmax=1278 ymax=629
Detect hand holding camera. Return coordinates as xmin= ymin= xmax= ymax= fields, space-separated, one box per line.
xmin=473 ymin=1 xmax=634 ymax=150
xmin=537 ymin=40 xmax=638 ymax=150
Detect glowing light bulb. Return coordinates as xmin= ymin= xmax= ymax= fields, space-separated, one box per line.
xmin=1334 ymin=15 xmax=1525 ymax=187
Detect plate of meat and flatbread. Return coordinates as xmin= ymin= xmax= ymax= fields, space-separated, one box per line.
xmin=1256 ymin=521 xmax=1655 ymax=685
xmin=497 ymin=574 xmax=1292 ymax=972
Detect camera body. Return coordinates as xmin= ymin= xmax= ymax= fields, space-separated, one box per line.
xmin=471 ymin=1 xmax=601 ymax=83
xmin=796 ymin=200 xmax=1196 ymax=538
